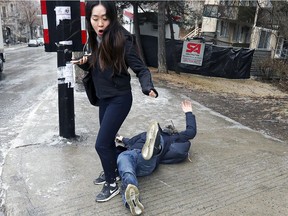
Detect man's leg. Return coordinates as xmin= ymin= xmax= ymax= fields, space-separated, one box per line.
xmin=117 ymin=150 xmax=144 ymax=215
xmin=117 ymin=142 xmax=164 ymax=215
xmin=142 ymin=121 xmax=162 ymax=160
xmin=125 ymin=184 xmax=144 ymax=216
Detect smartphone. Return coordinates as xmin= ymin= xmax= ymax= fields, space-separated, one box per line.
xmin=70 ymin=53 xmax=91 ymax=64
xmin=70 ymin=59 xmax=81 ymax=64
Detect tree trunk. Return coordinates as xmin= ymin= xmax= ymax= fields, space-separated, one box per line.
xmin=158 ymin=1 xmax=168 ymax=73
xmin=30 ymin=25 xmax=34 ymax=39
xmin=167 ymin=5 xmax=179 ymax=74
xmin=132 ymin=2 xmax=146 ymax=64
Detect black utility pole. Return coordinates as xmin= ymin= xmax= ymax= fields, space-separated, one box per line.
xmin=41 ymin=0 xmax=84 ymax=139
xmin=57 ymin=44 xmax=75 ymax=138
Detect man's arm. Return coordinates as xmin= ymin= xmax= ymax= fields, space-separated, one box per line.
xmin=159 ymin=100 xmax=196 ymax=164
xmin=178 ymin=100 xmax=197 ymax=141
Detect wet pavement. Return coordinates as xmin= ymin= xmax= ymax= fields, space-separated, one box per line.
xmin=2 ymin=71 xmax=288 ymax=216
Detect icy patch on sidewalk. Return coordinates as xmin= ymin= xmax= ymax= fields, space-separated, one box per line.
xmin=0 ymin=85 xmax=57 ymax=211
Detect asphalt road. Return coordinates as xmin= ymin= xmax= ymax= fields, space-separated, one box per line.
xmin=0 ymin=45 xmax=56 ymax=174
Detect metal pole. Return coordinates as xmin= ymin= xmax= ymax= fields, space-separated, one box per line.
xmin=57 ymin=44 xmax=75 ymax=138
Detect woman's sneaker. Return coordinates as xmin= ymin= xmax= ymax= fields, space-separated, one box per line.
xmin=93 ymin=171 xmax=121 ymax=185
xmin=95 ymin=182 xmax=120 ymax=202
xmin=125 ymin=184 xmax=144 ymax=215
xmin=93 ymin=171 xmax=105 ymax=185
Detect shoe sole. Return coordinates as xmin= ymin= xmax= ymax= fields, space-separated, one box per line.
xmin=93 ymin=179 xmax=105 ymax=185
xmin=95 ymin=187 xmax=120 ymax=202
xmin=125 ymin=184 xmax=144 ymax=216
xmin=142 ymin=121 xmax=159 ymax=160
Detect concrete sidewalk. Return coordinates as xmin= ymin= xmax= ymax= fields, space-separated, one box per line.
xmin=2 ymin=75 xmax=288 ymax=216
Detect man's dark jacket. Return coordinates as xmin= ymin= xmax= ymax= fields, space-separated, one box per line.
xmin=122 ymin=112 xmax=197 ymax=164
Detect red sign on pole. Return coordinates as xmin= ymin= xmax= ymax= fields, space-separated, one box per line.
xmin=40 ymin=0 xmax=87 ymax=52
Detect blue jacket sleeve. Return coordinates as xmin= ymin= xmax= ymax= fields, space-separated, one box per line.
xmin=177 ymin=112 xmax=197 ymax=142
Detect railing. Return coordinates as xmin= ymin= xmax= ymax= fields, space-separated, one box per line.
xmin=181 ymin=27 xmax=201 ymax=40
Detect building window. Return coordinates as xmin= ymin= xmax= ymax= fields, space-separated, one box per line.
xmin=220 ymin=0 xmax=236 ymax=6
xmin=282 ymin=40 xmax=288 ymax=58
xmin=232 ymin=24 xmax=240 ymax=42
xmin=275 ymin=38 xmax=288 ymax=59
xmin=152 ymin=24 xmax=158 ymax=31
xmin=258 ymin=30 xmax=271 ymax=49
xmin=219 ymin=20 xmax=229 ymax=38
xmin=2 ymin=6 xmax=6 ymax=18
xmin=241 ymin=26 xmax=250 ymax=43
xmin=203 ymin=5 xmax=218 ymax=18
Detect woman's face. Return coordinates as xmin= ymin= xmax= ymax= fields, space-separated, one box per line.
xmin=90 ymin=4 xmax=110 ymax=37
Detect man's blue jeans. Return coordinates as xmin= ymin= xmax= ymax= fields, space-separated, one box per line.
xmin=117 ymin=137 xmax=164 ymax=205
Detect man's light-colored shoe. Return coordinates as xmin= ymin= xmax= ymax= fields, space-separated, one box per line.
xmin=142 ymin=120 xmax=159 ymax=160
xmin=125 ymin=184 xmax=144 ymax=216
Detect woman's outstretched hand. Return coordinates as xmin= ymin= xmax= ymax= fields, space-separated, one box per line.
xmin=149 ymin=90 xmax=157 ymax=98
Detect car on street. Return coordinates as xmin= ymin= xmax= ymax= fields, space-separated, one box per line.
xmin=28 ymin=39 xmax=39 ymax=47
xmin=37 ymin=37 xmax=44 ymax=46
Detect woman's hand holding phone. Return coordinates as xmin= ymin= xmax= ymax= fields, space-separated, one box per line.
xmin=70 ymin=53 xmax=91 ymax=64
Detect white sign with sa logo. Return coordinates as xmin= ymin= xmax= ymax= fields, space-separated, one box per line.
xmin=181 ymin=41 xmax=205 ymax=66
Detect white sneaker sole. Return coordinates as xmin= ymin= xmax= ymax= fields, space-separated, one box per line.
xmin=142 ymin=121 xmax=159 ymax=160
xmin=125 ymin=184 xmax=144 ymax=215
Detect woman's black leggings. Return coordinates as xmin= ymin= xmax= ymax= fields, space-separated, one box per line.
xmin=96 ymin=92 xmax=132 ymax=184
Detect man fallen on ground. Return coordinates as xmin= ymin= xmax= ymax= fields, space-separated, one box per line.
xmin=115 ymin=99 xmax=197 ymax=215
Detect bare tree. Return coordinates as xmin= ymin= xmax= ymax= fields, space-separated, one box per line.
xmin=158 ymin=1 xmax=167 ymax=73
xmin=118 ymin=1 xmax=198 ymax=72
xmin=269 ymin=1 xmax=288 ymax=38
xmin=131 ymin=1 xmax=146 ymax=63
xmin=118 ymin=1 xmax=152 ymax=63
xmin=18 ymin=0 xmax=41 ymax=39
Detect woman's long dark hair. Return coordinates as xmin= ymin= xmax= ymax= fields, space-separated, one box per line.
xmin=85 ymin=0 xmax=127 ymax=74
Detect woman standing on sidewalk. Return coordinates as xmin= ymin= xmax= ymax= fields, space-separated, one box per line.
xmin=73 ymin=1 xmax=158 ymax=202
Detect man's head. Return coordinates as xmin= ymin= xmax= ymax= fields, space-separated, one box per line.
xmin=162 ymin=121 xmax=178 ymax=135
